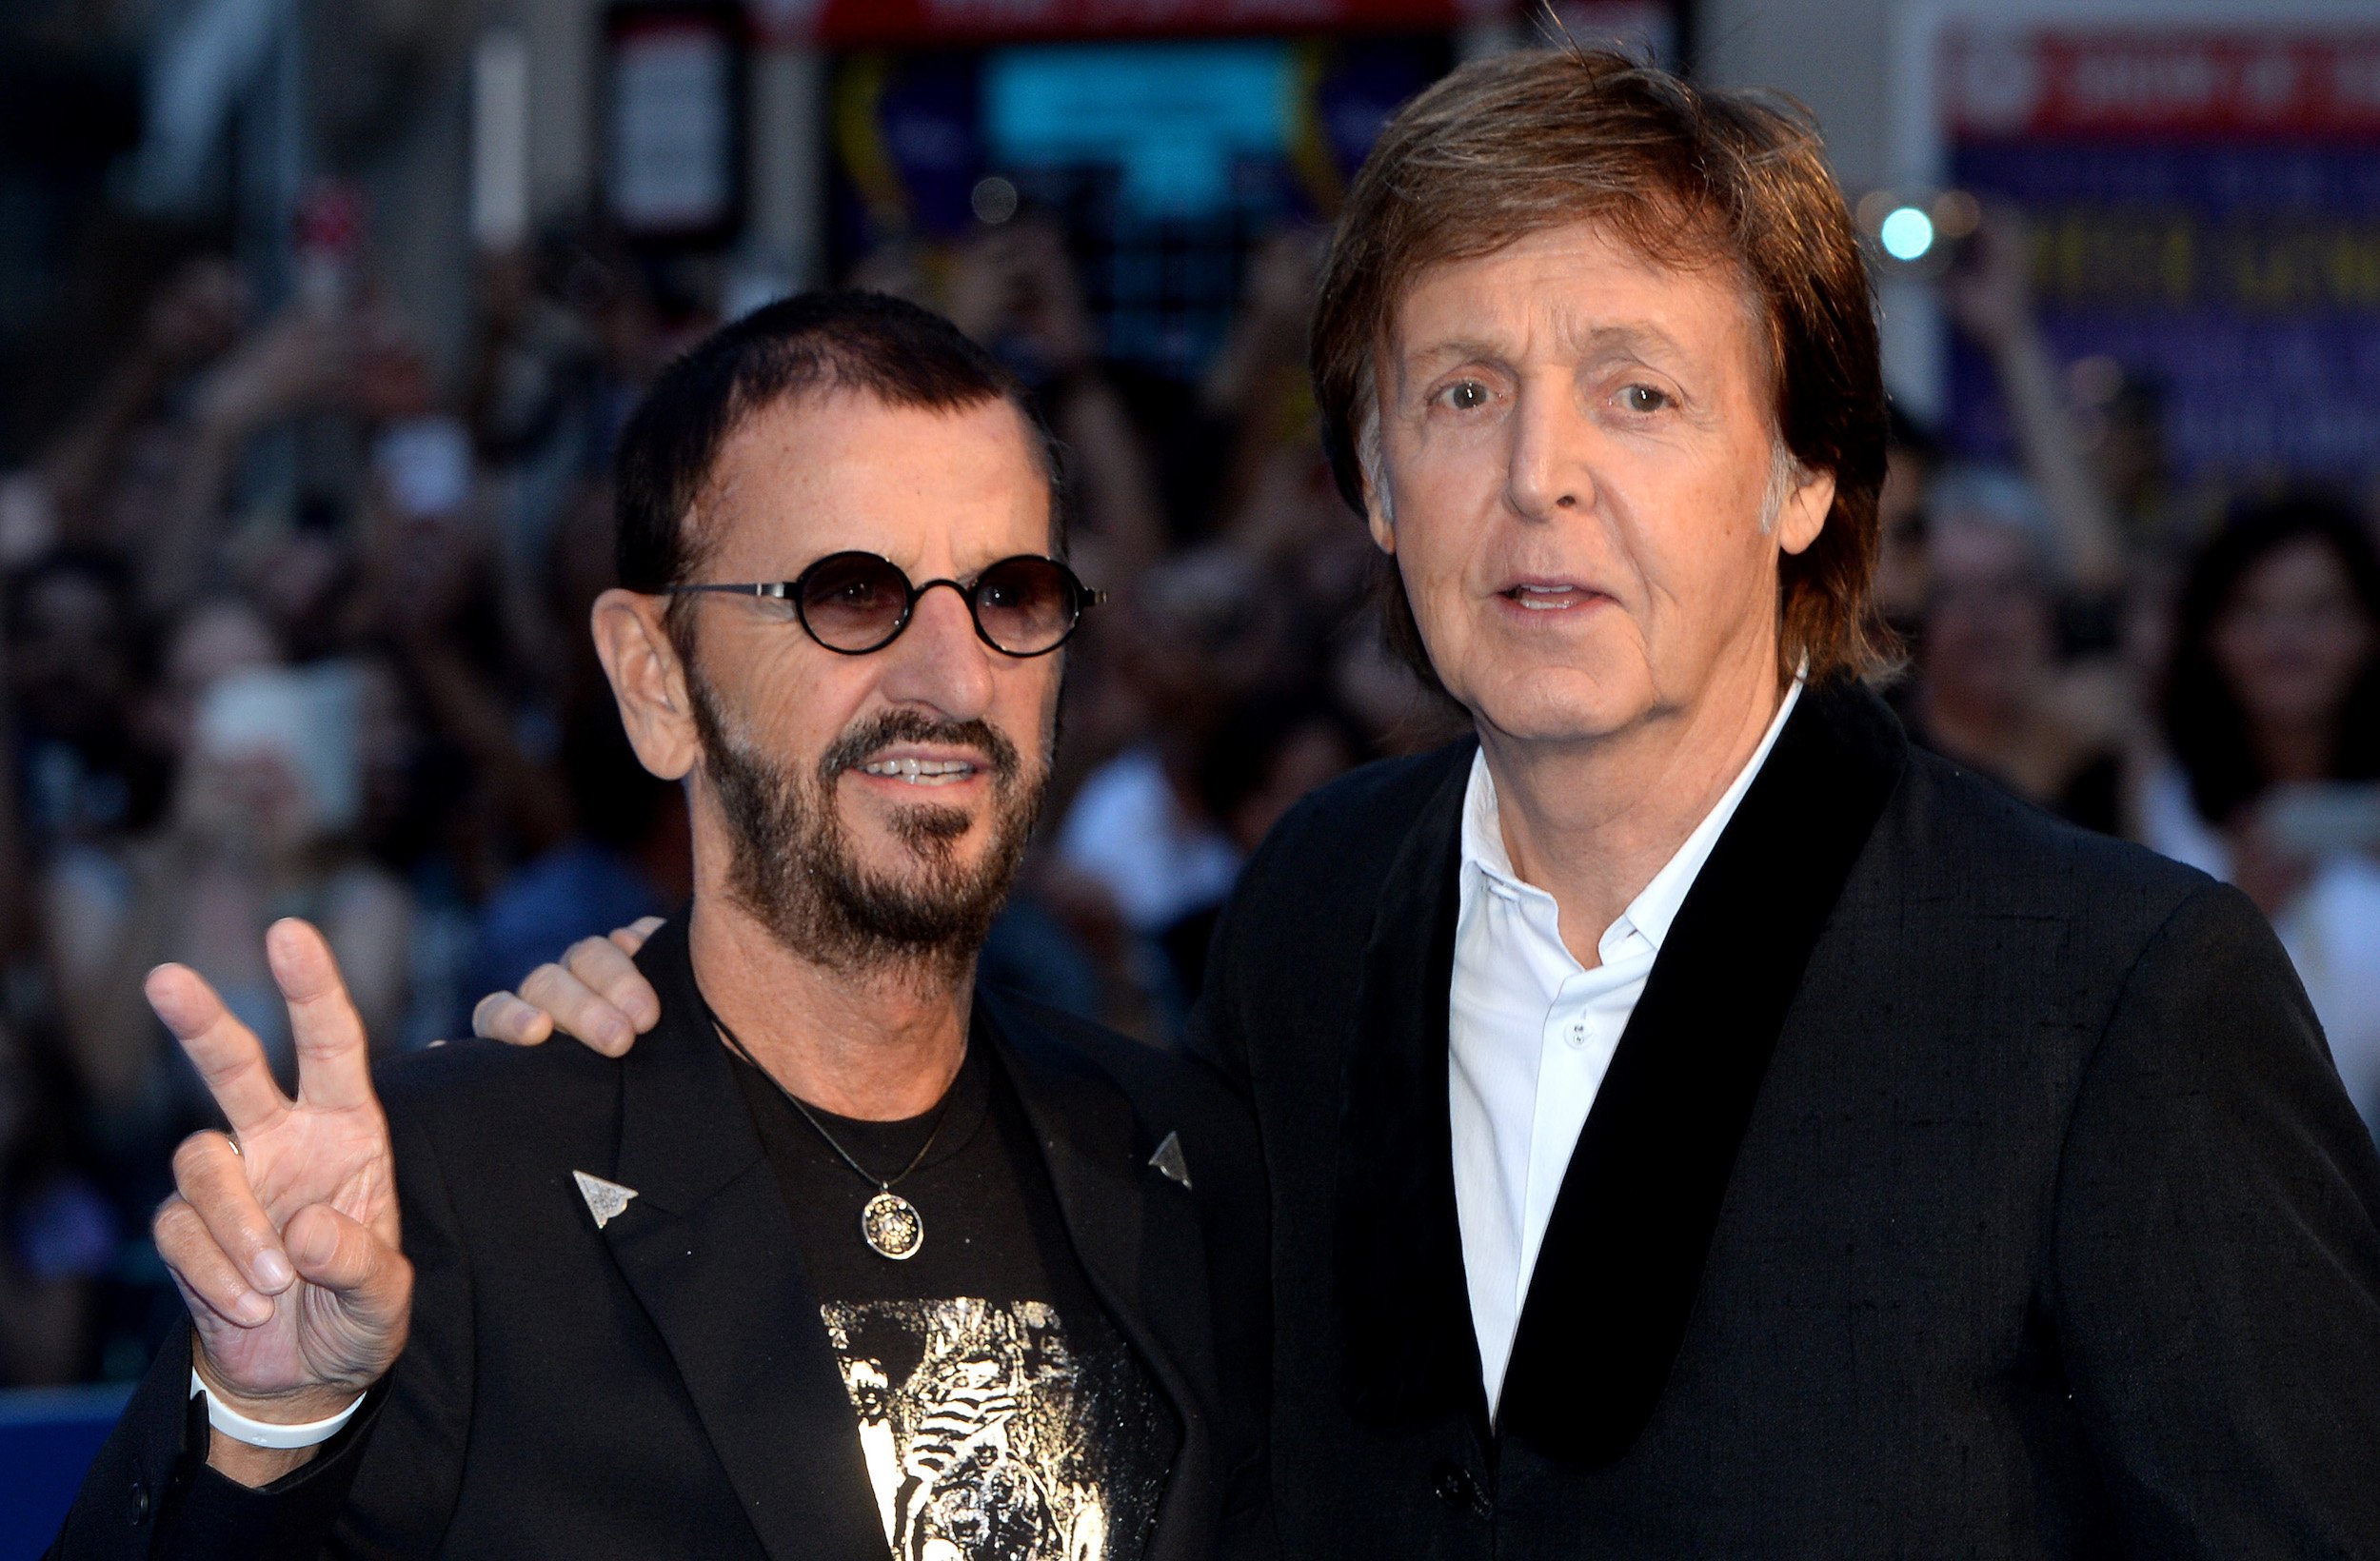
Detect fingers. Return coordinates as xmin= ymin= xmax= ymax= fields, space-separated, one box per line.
xmin=155 ymin=1194 xmax=275 ymax=1328
xmin=609 ymin=918 xmax=664 ymax=957
xmin=513 ymin=939 xmax=645 ymax=1057
xmin=148 ymin=964 xmax=288 ymax=1137
xmin=284 ymin=1203 xmax=413 ymax=1336
xmin=266 ymin=919 xmax=377 ymax=1113
xmin=567 ymin=934 xmax=661 ymax=1032
xmin=472 ymin=991 xmax=553 ymax=1047
xmin=170 ymin=1131 xmax=294 ymax=1296
xmin=517 ymin=958 xmax=632 ymax=1056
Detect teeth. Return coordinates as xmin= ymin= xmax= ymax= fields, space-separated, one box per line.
xmin=858 ymin=758 xmax=978 ymax=784
xmin=1512 ymin=584 xmax=1579 ymax=610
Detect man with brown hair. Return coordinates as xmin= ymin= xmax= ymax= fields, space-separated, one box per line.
xmin=486 ymin=49 xmax=2380 ymax=1558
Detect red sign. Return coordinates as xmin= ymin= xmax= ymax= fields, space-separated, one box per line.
xmin=754 ymin=0 xmax=1516 ymax=47
xmin=1948 ymin=29 xmax=2380 ymax=140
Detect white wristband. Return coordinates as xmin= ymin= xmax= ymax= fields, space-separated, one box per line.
xmin=190 ymin=1368 xmax=367 ymax=1450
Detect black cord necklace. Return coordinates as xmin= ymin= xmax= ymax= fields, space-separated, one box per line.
xmin=707 ymin=1011 xmax=956 ymax=1261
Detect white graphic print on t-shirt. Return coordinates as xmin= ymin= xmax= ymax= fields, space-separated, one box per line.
xmin=821 ymin=1297 xmax=1164 ymax=1561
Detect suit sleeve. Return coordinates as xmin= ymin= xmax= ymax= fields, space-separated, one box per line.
xmin=2053 ymin=880 xmax=2380 ymax=1558
xmin=317 ymin=1080 xmax=474 ymax=1556
xmin=44 ymin=1077 xmax=478 ymax=1560
xmin=42 ymin=1325 xmax=386 ymax=1561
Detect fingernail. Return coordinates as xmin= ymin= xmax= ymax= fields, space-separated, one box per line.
xmin=254 ymin=1248 xmax=293 ymax=1290
xmin=602 ymin=1018 xmax=632 ymax=1052
xmin=236 ymin=1291 xmax=274 ymax=1325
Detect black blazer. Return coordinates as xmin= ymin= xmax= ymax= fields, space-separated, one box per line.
xmin=51 ymin=919 xmax=1272 ymax=1561
xmin=1193 ymin=680 xmax=2380 ymax=1558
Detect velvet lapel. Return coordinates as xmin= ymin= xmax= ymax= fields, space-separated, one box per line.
xmin=984 ymin=993 xmax=1217 ymax=1561
xmin=1497 ymin=680 xmax=1908 ymax=1465
xmin=597 ymin=919 xmax=891 ymax=1561
xmin=1332 ymin=741 xmax=1490 ymax=1433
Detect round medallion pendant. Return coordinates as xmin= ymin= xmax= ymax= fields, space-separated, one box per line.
xmin=860 ymin=1191 xmax=923 ymax=1260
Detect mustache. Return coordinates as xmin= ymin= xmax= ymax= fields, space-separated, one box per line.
xmin=818 ymin=709 xmax=1024 ymax=786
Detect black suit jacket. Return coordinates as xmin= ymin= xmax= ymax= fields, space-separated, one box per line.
xmin=1192 ymin=680 xmax=2380 ymax=1558
xmin=52 ymin=919 xmax=1272 ymax=1560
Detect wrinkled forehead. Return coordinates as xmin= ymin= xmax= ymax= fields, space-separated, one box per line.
xmin=1383 ymin=215 xmax=1767 ymax=359
xmin=693 ymin=387 xmax=1057 ymax=573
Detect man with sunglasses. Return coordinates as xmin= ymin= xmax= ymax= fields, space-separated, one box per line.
xmin=50 ymin=291 xmax=1270 ymax=1561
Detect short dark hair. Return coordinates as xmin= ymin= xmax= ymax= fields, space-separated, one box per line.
xmin=613 ymin=289 xmax=1061 ymax=599
xmin=2163 ymin=491 xmax=2380 ymax=826
xmin=1310 ymin=48 xmax=1891 ymax=687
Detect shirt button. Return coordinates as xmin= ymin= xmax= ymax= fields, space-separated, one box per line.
xmin=129 ymin=1479 xmax=150 ymax=1525
xmin=1565 ymin=1022 xmax=1588 ymax=1048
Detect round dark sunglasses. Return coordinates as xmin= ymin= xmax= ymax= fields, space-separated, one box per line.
xmin=661 ymin=551 xmax=1103 ymax=658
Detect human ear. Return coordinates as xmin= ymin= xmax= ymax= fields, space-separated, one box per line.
xmin=590 ymin=589 xmax=700 ymax=781
xmin=1359 ymin=409 xmax=1397 ymax=556
xmin=1775 ymin=466 xmax=1836 ymax=558
xmin=1365 ymin=484 xmax=1397 ymax=556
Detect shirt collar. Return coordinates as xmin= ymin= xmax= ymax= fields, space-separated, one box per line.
xmin=1459 ymin=679 xmax=1804 ymax=958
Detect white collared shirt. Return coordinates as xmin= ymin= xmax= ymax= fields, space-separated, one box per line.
xmin=1450 ymin=682 xmax=1801 ymax=1414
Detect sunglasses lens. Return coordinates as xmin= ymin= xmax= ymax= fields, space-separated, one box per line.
xmin=974 ymin=557 xmax=1080 ymax=654
xmin=799 ymin=553 xmax=910 ymax=651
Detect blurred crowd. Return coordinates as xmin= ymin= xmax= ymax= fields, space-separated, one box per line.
xmin=1 ymin=200 xmax=2377 ymax=1391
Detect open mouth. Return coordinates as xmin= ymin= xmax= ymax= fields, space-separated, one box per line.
xmin=856 ymin=757 xmax=980 ymax=786
xmin=1502 ymin=583 xmax=1593 ymax=611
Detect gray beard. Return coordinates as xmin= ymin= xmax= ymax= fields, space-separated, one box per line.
xmin=687 ymin=676 xmax=1045 ymax=988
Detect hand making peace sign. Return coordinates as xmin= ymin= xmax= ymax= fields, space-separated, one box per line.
xmin=147 ymin=918 xmax=413 ymax=1482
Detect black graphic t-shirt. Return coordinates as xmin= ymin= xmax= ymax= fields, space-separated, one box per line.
xmin=730 ymin=1037 xmax=1177 ymax=1561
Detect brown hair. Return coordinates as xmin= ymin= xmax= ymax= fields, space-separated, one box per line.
xmin=1310 ymin=48 xmax=1894 ymax=686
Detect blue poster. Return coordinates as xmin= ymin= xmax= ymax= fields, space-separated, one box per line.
xmin=1949 ymin=137 xmax=2380 ymax=482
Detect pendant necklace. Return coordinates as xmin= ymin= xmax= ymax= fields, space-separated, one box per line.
xmin=708 ymin=1014 xmax=954 ymax=1261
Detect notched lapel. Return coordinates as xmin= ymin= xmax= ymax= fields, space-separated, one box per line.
xmin=599 ymin=921 xmax=891 ymax=1561
xmin=1331 ymin=743 xmax=1489 ymax=1432
xmin=986 ymin=997 xmax=1218 ymax=1561
xmin=1497 ymin=682 xmax=1908 ymax=1466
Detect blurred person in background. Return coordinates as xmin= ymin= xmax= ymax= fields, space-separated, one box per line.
xmin=1938 ymin=208 xmax=2129 ymax=607
xmin=4 ymin=256 xmax=249 ymax=570
xmin=2144 ymin=493 xmax=2380 ymax=1139
xmin=1871 ymin=405 xmax=1938 ymax=642
xmin=1900 ymin=468 xmax=2125 ymax=834
xmin=0 ymin=1012 xmax=112 ymax=1386
xmin=945 ymin=217 xmax=1167 ymax=591
xmin=4 ymin=552 xmax=167 ymax=865
xmin=42 ymin=599 xmax=412 ymax=1168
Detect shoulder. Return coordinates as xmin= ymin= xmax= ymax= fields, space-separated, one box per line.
xmin=372 ymin=1034 xmax=622 ymax=1154
xmin=982 ymin=988 xmax=1246 ymax=1131
xmin=1233 ymin=741 xmax=1472 ymax=905
xmin=1896 ymin=743 xmax=2208 ymax=903
xmin=1888 ymin=744 xmax=2220 ymax=958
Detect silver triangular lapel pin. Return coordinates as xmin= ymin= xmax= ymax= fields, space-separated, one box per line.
xmin=1148 ymin=1131 xmax=1192 ymax=1190
xmin=573 ymin=1171 xmax=638 ymax=1230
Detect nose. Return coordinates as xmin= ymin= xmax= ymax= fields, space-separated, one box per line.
xmin=1504 ymin=377 xmax=1594 ymax=523
xmin=873 ymin=579 xmax=997 ymax=720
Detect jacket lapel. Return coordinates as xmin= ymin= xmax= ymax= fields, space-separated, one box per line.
xmin=1331 ymin=742 xmax=1491 ymax=1434
xmin=597 ymin=920 xmax=891 ymax=1561
xmin=985 ymin=994 xmax=1217 ymax=1561
xmin=1497 ymin=680 xmax=1908 ymax=1465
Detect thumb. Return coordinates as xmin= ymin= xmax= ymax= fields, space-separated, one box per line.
xmin=285 ymin=1203 xmax=412 ymax=1354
